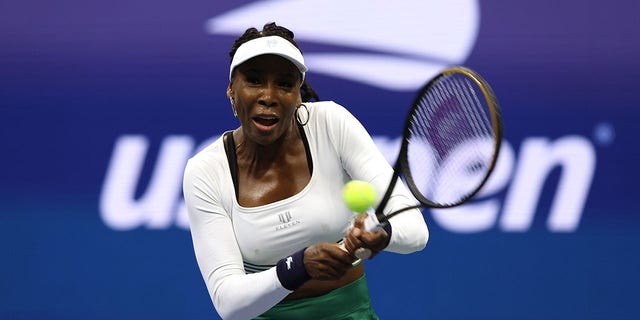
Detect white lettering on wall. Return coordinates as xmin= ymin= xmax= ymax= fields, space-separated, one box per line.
xmin=500 ymin=136 xmax=595 ymax=232
xmin=431 ymin=140 xmax=515 ymax=233
xmin=99 ymin=134 xmax=597 ymax=233
xmin=100 ymin=135 xmax=194 ymax=230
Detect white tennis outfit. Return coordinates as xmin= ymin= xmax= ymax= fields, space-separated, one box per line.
xmin=183 ymin=101 xmax=428 ymax=320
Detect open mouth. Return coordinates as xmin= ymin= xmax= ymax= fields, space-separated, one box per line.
xmin=252 ymin=115 xmax=279 ymax=129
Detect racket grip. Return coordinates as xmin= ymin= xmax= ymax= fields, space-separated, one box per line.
xmin=338 ymin=243 xmax=362 ymax=266
xmin=354 ymin=248 xmax=372 ymax=260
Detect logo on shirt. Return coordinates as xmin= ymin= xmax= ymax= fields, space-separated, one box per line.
xmin=276 ymin=211 xmax=301 ymax=231
xmin=279 ymin=211 xmax=292 ymax=224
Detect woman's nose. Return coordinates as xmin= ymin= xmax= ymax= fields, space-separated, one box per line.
xmin=258 ymin=83 xmax=278 ymax=107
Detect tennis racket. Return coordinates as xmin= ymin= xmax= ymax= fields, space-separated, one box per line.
xmin=354 ymin=66 xmax=503 ymax=259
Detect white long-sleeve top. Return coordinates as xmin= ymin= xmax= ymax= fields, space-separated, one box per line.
xmin=183 ymin=101 xmax=428 ymax=320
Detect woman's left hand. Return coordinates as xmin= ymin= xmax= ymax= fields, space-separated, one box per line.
xmin=343 ymin=213 xmax=389 ymax=259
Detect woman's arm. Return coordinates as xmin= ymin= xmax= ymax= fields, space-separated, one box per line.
xmin=183 ymin=157 xmax=293 ymax=320
xmin=327 ymin=102 xmax=429 ymax=253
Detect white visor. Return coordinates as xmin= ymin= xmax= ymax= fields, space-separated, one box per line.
xmin=229 ymin=35 xmax=307 ymax=81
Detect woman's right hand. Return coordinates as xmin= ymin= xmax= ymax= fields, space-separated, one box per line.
xmin=303 ymin=243 xmax=356 ymax=280
xmin=343 ymin=213 xmax=389 ymax=260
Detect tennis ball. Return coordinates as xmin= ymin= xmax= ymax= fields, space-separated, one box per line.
xmin=342 ymin=180 xmax=377 ymax=213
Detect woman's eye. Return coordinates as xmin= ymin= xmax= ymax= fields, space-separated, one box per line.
xmin=245 ymin=76 xmax=260 ymax=85
xmin=278 ymin=81 xmax=294 ymax=89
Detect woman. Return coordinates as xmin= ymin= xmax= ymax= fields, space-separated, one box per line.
xmin=183 ymin=22 xmax=429 ymax=320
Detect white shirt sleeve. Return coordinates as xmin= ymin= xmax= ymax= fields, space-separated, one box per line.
xmin=183 ymin=156 xmax=290 ymax=320
xmin=325 ymin=102 xmax=429 ymax=253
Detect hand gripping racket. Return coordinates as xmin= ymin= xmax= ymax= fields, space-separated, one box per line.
xmin=354 ymin=66 xmax=503 ymax=259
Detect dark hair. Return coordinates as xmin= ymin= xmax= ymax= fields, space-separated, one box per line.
xmin=229 ymin=22 xmax=319 ymax=102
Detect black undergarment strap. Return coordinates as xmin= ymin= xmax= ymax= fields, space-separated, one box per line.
xmin=297 ymin=122 xmax=313 ymax=175
xmin=223 ymin=131 xmax=240 ymax=199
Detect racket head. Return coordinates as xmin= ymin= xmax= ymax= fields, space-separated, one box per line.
xmin=398 ymin=66 xmax=503 ymax=209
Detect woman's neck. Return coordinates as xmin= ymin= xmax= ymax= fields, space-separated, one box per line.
xmin=233 ymin=123 xmax=300 ymax=164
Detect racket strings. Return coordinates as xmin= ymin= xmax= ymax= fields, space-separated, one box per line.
xmin=406 ymin=73 xmax=497 ymax=206
xmin=453 ymin=77 xmax=492 ymax=139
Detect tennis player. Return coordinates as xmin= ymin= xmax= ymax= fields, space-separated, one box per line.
xmin=183 ymin=22 xmax=429 ymax=320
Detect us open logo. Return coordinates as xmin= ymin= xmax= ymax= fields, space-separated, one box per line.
xmin=99 ymin=1 xmax=598 ymax=233
xmin=205 ymin=0 xmax=480 ymax=91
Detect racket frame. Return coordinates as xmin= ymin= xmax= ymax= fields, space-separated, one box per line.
xmin=372 ymin=66 xmax=503 ymax=225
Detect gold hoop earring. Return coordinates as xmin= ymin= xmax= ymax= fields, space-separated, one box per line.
xmin=296 ymin=103 xmax=310 ymax=126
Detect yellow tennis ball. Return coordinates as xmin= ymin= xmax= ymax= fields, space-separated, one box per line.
xmin=342 ymin=180 xmax=377 ymax=213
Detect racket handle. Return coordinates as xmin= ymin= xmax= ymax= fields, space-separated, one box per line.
xmin=354 ymin=248 xmax=372 ymax=260
xmin=338 ymin=243 xmax=362 ymax=266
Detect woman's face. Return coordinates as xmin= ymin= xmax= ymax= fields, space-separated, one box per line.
xmin=228 ymin=54 xmax=303 ymax=146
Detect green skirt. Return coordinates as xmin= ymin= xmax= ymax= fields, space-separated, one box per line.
xmin=254 ymin=275 xmax=379 ymax=320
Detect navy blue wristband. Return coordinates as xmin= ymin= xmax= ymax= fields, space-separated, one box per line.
xmin=382 ymin=221 xmax=393 ymax=248
xmin=276 ymin=248 xmax=311 ymax=290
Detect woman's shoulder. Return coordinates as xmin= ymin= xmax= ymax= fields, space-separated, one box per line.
xmin=185 ymin=133 xmax=229 ymax=174
xmin=306 ymin=100 xmax=343 ymax=112
xmin=305 ymin=100 xmax=352 ymax=122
